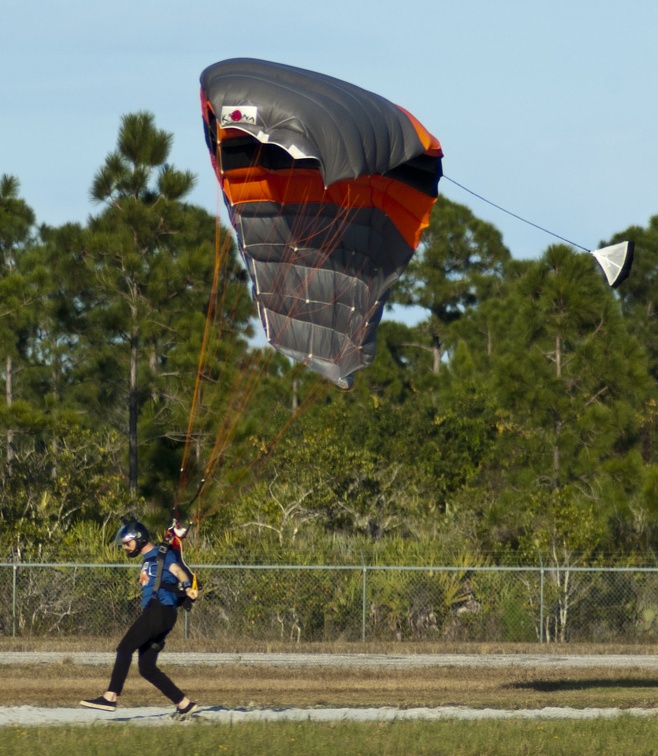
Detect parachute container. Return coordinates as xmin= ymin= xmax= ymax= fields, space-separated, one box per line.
xmin=200 ymin=58 xmax=443 ymax=388
xmin=590 ymin=241 xmax=634 ymax=289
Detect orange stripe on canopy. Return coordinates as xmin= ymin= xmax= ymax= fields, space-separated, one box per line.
xmin=395 ymin=105 xmax=443 ymax=157
xmin=220 ymin=166 xmax=435 ymax=250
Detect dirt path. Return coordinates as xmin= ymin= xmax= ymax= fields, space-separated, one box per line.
xmin=1 ymin=703 xmax=658 ymax=727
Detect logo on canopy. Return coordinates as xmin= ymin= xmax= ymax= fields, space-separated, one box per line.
xmin=220 ymin=106 xmax=258 ymax=127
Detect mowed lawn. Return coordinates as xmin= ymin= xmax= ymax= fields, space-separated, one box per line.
xmin=4 ymin=718 xmax=658 ymax=756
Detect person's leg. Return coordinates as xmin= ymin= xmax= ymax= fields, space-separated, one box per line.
xmin=107 ymin=604 xmax=159 ymax=696
xmin=80 ymin=606 xmax=157 ymax=710
xmin=136 ymin=603 xmax=186 ymax=704
xmin=138 ymin=638 xmax=185 ymax=704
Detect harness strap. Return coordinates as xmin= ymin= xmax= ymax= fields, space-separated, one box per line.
xmin=153 ymin=543 xmax=169 ymax=595
xmin=151 ymin=541 xmax=197 ymax=612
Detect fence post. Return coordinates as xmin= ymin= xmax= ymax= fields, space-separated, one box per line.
xmin=362 ymin=567 xmax=367 ymax=642
xmin=539 ymin=566 xmax=545 ymax=644
xmin=12 ymin=564 xmax=17 ymax=638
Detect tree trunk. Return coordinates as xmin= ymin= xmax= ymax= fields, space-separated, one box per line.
xmin=129 ymin=327 xmax=139 ymax=497
xmin=555 ymin=332 xmax=562 ymax=379
xmin=50 ymin=360 xmax=59 ymax=479
xmin=432 ymin=335 xmax=441 ymax=375
xmin=552 ymin=419 xmax=562 ymax=491
xmin=551 ymin=332 xmax=562 ymax=490
xmin=6 ymin=353 xmax=14 ymax=469
xmin=291 ymin=377 xmax=299 ymax=412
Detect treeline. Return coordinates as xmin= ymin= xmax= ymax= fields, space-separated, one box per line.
xmin=2 ymin=112 xmax=658 ymax=567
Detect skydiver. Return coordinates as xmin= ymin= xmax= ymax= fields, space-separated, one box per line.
xmin=79 ymin=520 xmax=199 ymax=720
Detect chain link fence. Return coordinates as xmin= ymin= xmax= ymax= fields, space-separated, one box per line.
xmin=2 ymin=563 xmax=658 ymax=644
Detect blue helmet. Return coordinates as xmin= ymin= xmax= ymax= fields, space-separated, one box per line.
xmin=116 ymin=520 xmax=150 ymax=558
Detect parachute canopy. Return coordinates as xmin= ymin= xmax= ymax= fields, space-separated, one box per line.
xmin=200 ymin=58 xmax=442 ymax=388
xmin=590 ymin=241 xmax=634 ymax=289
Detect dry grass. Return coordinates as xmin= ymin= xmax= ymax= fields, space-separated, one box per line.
xmin=4 ymin=640 xmax=658 ymax=756
xmin=3 ymin=660 xmax=658 ymax=710
xmin=4 ymin=637 xmax=658 ymax=711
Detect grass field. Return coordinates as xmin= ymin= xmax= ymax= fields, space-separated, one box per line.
xmin=4 ymin=719 xmax=658 ymax=755
xmin=3 ymin=661 xmax=658 ymax=710
xmin=3 ymin=640 xmax=658 ymax=754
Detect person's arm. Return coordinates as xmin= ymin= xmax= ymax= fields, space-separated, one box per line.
xmin=169 ymin=561 xmax=199 ymax=600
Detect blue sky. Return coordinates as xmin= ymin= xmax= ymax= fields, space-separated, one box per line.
xmin=3 ymin=0 xmax=656 ymax=267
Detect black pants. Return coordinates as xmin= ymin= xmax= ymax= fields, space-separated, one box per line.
xmin=108 ymin=599 xmax=184 ymax=704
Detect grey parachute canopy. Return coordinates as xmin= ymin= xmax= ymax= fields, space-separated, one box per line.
xmin=200 ymin=58 xmax=443 ymax=388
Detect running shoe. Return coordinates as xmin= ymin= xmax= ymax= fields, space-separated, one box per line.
xmin=79 ymin=696 xmax=116 ymax=712
xmin=171 ymin=701 xmax=198 ymax=721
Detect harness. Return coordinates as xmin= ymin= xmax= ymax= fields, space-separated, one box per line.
xmin=152 ymin=542 xmax=197 ymax=612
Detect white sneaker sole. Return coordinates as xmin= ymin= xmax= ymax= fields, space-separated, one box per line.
xmin=79 ymin=700 xmax=116 ymax=712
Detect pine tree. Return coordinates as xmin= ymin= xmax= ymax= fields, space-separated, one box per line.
xmin=0 ymin=175 xmax=37 ymax=468
xmin=392 ymin=197 xmax=510 ymax=373
xmin=468 ymin=245 xmax=652 ymax=557
xmin=82 ymin=112 xmax=201 ymax=497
